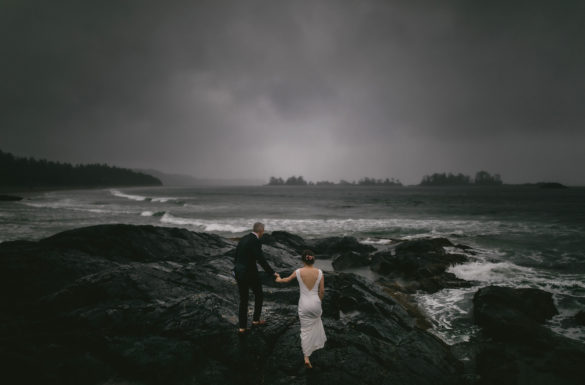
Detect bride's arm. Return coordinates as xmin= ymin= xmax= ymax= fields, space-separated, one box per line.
xmin=318 ymin=274 xmax=325 ymax=300
xmin=275 ymin=270 xmax=296 ymax=283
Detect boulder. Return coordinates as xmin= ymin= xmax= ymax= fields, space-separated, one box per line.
xmin=370 ymin=238 xmax=470 ymax=293
xmin=473 ymin=285 xmax=558 ymax=340
xmin=0 ymin=224 xmax=465 ymax=385
xmin=394 ymin=237 xmax=453 ymax=256
xmin=574 ymin=310 xmax=585 ymax=326
xmin=470 ymin=285 xmax=585 ymax=385
xmin=261 ymin=230 xmax=309 ymax=254
xmin=331 ymin=251 xmax=370 ymax=271
xmin=310 ymin=236 xmax=375 ymax=257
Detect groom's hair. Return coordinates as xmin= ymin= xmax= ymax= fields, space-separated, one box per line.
xmin=301 ymin=249 xmax=316 ymax=265
xmin=253 ymin=222 xmax=264 ymax=232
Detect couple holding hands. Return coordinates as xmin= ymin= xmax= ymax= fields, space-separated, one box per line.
xmin=233 ymin=222 xmax=326 ymax=368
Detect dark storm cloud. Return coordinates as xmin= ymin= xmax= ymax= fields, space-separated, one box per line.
xmin=1 ymin=0 xmax=584 ymax=184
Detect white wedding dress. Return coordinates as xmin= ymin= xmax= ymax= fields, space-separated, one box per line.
xmin=296 ymin=268 xmax=326 ymax=356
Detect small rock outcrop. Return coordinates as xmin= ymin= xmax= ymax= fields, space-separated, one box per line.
xmin=310 ymin=236 xmax=376 ymax=257
xmin=470 ymin=285 xmax=585 ymax=385
xmin=261 ymin=230 xmax=309 ymax=254
xmin=473 ymin=285 xmax=558 ymax=340
xmin=331 ymin=251 xmax=370 ymax=270
xmin=371 ymin=238 xmax=470 ymax=293
xmin=574 ymin=310 xmax=585 ymax=326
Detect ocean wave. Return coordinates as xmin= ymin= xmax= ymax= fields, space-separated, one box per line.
xmin=109 ymin=189 xmax=148 ymax=201
xmin=141 ymin=211 xmax=166 ymax=217
xmin=159 ymin=213 xmax=249 ymax=233
xmin=418 ymin=256 xmax=585 ymax=345
xmin=22 ymin=200 xmax=114 ymax=214
xmin=109 ymin=189 xmax=180 ymax=203
xmin=361 ymin=238 xmax=393 ymax=245
xmin=151 ymin=216 xmax=513 ymax=237
xmin=414 ymin=288 xmax=479 ymax=345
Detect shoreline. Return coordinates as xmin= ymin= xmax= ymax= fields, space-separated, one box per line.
xmin=0 ymin=184 xmax=164 ymax=196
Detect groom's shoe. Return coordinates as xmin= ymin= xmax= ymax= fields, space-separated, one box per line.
xmin=237 ymin=328 xmax=248 ymax=334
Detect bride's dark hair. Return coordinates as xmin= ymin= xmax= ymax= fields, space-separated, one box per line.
xmin=301 ymin=249 xmax=316 ymax=265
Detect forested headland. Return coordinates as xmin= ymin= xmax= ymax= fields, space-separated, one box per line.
xmin=0 ymin=149 xmax=162 ymax=190
xmin=420 ymin=171 xmax=503 ymax=186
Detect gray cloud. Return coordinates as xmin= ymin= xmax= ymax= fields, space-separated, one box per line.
xmin=1 ymin=0 xmax=584 ymax=184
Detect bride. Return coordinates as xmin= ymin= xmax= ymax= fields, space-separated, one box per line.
xmin=275 ymin=249 xmax=326 ymax=368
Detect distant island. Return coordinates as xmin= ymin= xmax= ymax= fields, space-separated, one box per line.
xmin=524 ymin=182 xmax=568 ymax=189
xmin=0 ymin=149 xmax=162 ymax=190
xmin=420 ymin=171 xmax=503 ymax=186
xmin=267 ymin=176 xmax=403 ymax=186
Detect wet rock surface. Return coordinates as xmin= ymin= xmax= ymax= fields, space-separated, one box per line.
xmin=0 ymin=224 xmax=465 ymax=385
xmin=0 ymin=194 xmax=23 ymax=201
xmin=371 ymin=238 xmax=471 ymax=293
xmin=331 ymin=251 xmax=370 ymax=270
xmin=574 ymin=310 xmax=585 ymax=326
xmin=468 ymin=285 xmax=585 ymax=385
xmin=473 ymin=285 xmax=559 ymax=340
xmin=309 ymin=236 xmax=376 ymax=258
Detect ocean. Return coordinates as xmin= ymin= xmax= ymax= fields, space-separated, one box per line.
xmin=2 ymin=185 xmax=584 ymax=345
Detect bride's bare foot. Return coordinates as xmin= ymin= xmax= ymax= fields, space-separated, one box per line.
xmin=304 ymin=357 xmax=312 ymax=369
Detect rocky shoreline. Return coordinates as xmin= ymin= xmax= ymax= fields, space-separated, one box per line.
xmin=1 ymin=224 xmax=583 ymax=384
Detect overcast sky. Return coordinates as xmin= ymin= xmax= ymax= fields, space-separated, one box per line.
xmin=1 ymin=0 xmax=584 ymax=185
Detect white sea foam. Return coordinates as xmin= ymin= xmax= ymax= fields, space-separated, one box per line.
xmin=414 ymin=287 xmax=479 ymax=345
xmin=448 ymin=260 xmax=526 ymax=283
xmin=109 ymin=189 xmax=147 ymax=201
xmin=159 ymin=213 xmax=249 ymax=233
xmin=109 ymin=189 xmax=180 ymax=203
xmin=151 ymin=197 xmax=179 ymax=203
xmin=152 ymin=215 xmax=525 ymax=238
xmin=141 ymin=211 xmax=166 ymax=217
xmin=361 ymin=238 xmax=393 ymax=245
xmin=414 ymin=244 xmax=585 ymax=345
xmin=22 ymin=200 xmax=113 ymax=214
xmin=448 ymin=258 xmax=585 ymax=296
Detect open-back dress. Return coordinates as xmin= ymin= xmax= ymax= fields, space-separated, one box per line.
xmin=295 ymin=268 xmax=326 ymax=356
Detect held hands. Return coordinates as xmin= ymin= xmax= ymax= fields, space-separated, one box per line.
xmin=274 ymin=272 xmax=282 ymax=282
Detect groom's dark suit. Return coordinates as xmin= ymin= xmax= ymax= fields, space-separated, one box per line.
xmin=234 ymin=233 xmax=275 ymax=329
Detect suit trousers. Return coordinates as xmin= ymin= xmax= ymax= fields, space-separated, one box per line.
xmin=236 ymin=272 xmax=264 ymax=328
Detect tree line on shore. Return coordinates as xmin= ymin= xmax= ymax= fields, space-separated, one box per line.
xmin=0 ymin=149 xmax=162 ymax=189
xmin=420 ymin=171 xmax=502 ymax=186
xmin=268 ymin=171 xmax=503 ymax=186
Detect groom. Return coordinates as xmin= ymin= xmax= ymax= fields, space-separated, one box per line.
xmin=233 ymin=222 xmax=277 ymax=333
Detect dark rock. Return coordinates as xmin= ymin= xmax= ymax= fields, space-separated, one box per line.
xmin=0 ymin=194 xmax=23 ymax=201
xmin=470 ymin=285 xmax=585 ymax=385
xmin=370 ymin=238 xmax=470 ymax=293
xmin=574 ymin=310 xmax=585 ymax=326
xmin=331 ymin=251 xmax=370 ymax=271
xmin=537 ymin=182 xmax=568 ymax=189
xmin=0 ymin=224 xmax=465 ymax=385
xmin=395 ymin=237 xmax=454 ymax=256
xmin=310 ymin=236 xmax=375 ymax=256
xmin=370 ymin=252 xmax=394 ymax=274
xmin=473 ymin=285 xmax=558 ymax=340
xmin=261 ymin=230 xmax=309 ymax=254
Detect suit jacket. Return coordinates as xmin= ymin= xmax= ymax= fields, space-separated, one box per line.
xmin=234 ymin=233 xmax=274 ymax=278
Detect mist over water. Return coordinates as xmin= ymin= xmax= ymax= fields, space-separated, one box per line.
xmin=2 ymin=185 xmax=584 ymax=344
